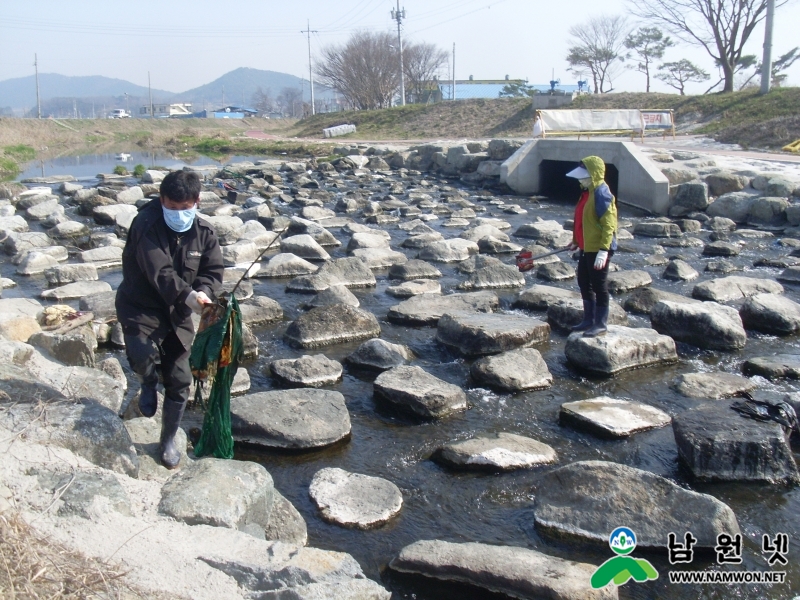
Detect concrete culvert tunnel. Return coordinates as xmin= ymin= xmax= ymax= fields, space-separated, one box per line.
xmin=501 ymin=140 xmax=669 ymax=214
xmin=538 ymin=159 xmax=619 ymax=201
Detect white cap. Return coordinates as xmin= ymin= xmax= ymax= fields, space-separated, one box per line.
xmin=566 ymin=165 xmax=590 ymax=179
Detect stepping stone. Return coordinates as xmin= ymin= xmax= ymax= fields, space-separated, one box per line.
xmin=433 ymin=432 xmax=557 ymax=470
xmin=93 ymin=204 xmax=137 ymax=225
xmin=253 ymin=253 xmax=318 ymax=278
xmin=417 ymin=240 xmax=474 ymax=262
xmin=238 ymin=297 xmax=283 ymax=326
xmin=374 ymin=365 xmax=467 ymax=419
xmin=44 ymin=263 xmax=98 ymax=286
xmin=346 ymin=339 xmax=413 ymax=371
xmin=743 ymin=355 xmax=800 ymax=380
xmin=560 ymin=397 xmax=671 ymax=438
xmin=269 ymin=354 xmax=343 ymax=387
xmin=287 ymin=257 xmax=376 ymax=292
xmin=4 ymin=231 xmax=51 ymax=255
xmin=231 ymin=389 xmax=351 ymax=449
xmin=607 ymin=270 xmax=651 ymax=294
xmin=673 ymin=402 xmax=799 ymax=483
xmin=49 ymin=220 xmax=90 ymax=240
xmin=309 ymin=468 xmax=402 ymax=529
xmin=633 ymin=222 xmax=682 ymax=237
xmin=672 ymin=372 xmax=756 ymax=398
xmin=388 ymin=291 xmax=498 ymax=326
xmin=436 ymin=312 xmax=549 ymax=356
xmin=778 ymin=266 xmax=800 ymax=284
xmin=284 ymin=304 xmax=380 ymax=349
xmin=470 ymin=348 xmax=553 ymax=392
xmin=536 ymin=261 xmax=575 ymax=282
xmin=351 ymin=247 xmax=407 ymax=269
xmin=389 ymin=540 xmax=617 ymax=600
xmin=461 ymin=224 xmax=509 ymax=242
xmin=17 ymin=251 xmax=59 ymax=275
xmin=692 ymin=276 xmax=783 ymax=302
xmin=40 ymin=280 xmax=112 ymax=301
xmin=513 ymin=284 xmax=580 ymax=311
xmin=80 ymin=246 xmax=123 ymax=268
xmin=301 ymin=284 xmax=360 ymax=309
xmin=546 ymin=298 xmax=627 ymax=331
xmin=388 ymin=259 xmax=442 ymax=281
xmin=534 ymin=460 xmax=740 ymax=549
xmin=477 ymin=236 xmax=522 ymax=254
xmin=456 ymin=256 xmax=525 ymax=290
xmin=622 ymin=287 xmax=699 ymax=315
xmin=159 ymin=458 xmax=274 ymax=531
xmin=739 ymin=293 xmax=800 ymax=335
xmin=513 ymin=220 xmax=572 ymax=246
xmin=705 ymin=260 xmax=742 ymax=274
xmin=662 ymin=259 xmax=699 ymax=281
xmin=347 ymin=231 xmax=390 ymax=251
xmin=651 ymin=300 xmax=746 ymax=350
xmin=702 ymin=241 xmax=741 ymax=256
xmin=386 ymin=279 xmax=441 ymax=298
xmin=565 ymin=326 xmax=677 ymax=376
xmin=280 ymin=234 xmax=330 ymax=261
xmin=125 ymin=417 xmax=188 ymax=481
xmin=402 ymin=232 xmax=444 ymax=249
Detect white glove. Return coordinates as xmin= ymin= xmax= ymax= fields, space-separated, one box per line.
xmin=594 ymin=250 xmax=609 ymax=270
xmin=186 ymin=290 xmax=211 ymax=314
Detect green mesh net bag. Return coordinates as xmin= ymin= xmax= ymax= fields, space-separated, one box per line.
xmin=189 ymin=295 xmax=243 ymax=459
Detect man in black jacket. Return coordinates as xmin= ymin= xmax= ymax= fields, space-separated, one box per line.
xmin=116 ymin=170 xmax=223 ymax=468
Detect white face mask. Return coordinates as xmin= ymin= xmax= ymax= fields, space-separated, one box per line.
xmin=579 ymin=177 xmax=592 ymax=189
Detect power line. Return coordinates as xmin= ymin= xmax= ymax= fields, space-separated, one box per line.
xmin=408 ymin=0 xmax=512 ymax=36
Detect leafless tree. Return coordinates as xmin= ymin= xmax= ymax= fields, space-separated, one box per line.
xmin=315 ymin=30 xmax=399 ymax=110
xmin=566 ymin=15 xmax=629 ymax=93
xmin=630 ymin=0 xmax=788 ymax=93
xmin=403 ymin=42 xmax=449 ymax=103
xmin=277 ymin=87 xmax=303 ymax=117
xmin=251 ymin=87 xmax=274 ymax=114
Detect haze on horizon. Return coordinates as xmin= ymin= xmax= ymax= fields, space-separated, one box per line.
xmin=1 ymin=0 xmax=799 ymax=98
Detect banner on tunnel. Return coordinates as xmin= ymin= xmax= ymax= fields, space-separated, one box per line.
xmin=535 ymin=109 xmax=645 ymax=135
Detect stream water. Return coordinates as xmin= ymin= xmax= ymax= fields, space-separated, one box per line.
xmin=6 ymin=152 xmax=800 ymax=600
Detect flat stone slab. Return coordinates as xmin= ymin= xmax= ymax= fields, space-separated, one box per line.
xmin=692 ymin=276 xmax=783 ymax=302
xmin=607 ymin=270 xmax=652 ymax=294
xmin=253 ymin=253 xmax=318 ymax=278
xmin=560 ymin=397 xmax=671 ymax=439
xmin=565 ymin=326 xmax=678 ymax=376
xmin=159 ymin=458 xmax=274 ymax=530
xmin=280 ymin=234 xmax=330 ymax=260
xmin=269 ymin=354 xmax=343 ymax=387
xmin=671 ymin=372 xmax=756 ymax=398
xmin=470 ymin=347 xmax=553 ymax=392
xmin=513 ymin=284 xmax=580 ymax=311
xmin=346 ymin=339 xmax=413 ymax=371
xmin=287 ymin=257 xmax=376 ymax=292
xmin=436 ymin=312 xmax=550 ymax=356
xmin=388 ymin=259 xmax=442 ymax=281
xmin=374 ymin=365 xmax=467 ymax=419
xmin=386 ymin=279 xmax=441 ymax=298
xmin=309 ymin=467 xmax=402 ymax=529
xmin=284 ymin=304 xmax=380 ymax=349
xmin=739 ymin=293 xmax=800 ymax=335
xmin=388 ymin=291 xmax=498 ymax=326
xmin=622 ymin=287 xmax=699 ymax=315
xmin=674 ymin=402 xmax=799 ymax=483
xmin=743 ymin=354 xmax=800 ymax=380
xmin=651 ymin=300 xmax=746 ymax=351
xmin=534 ymin=460 xmax=740 ymax=549
xmin=389 ymin=540 xmax=617 ymax=600
xmin=546 ymin=298 xmax=627 ymax=331
xmin=80 ymin=246 xmax=123 ymax=267
xmin=536 ymin=261 xmax=575 ymax=282
xmin=231 ymin=389 xmax=351 ymax=449
xmin=40 ymin=281 xmax=112 ymax=301
xmin=434 ymin=432 xmax=557 ymax=471
xmin=301 ymin=284 xmax=360 ymax=309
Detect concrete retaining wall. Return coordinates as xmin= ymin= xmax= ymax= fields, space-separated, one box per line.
xmin=500 ymin=139 xmax=670 ymax=214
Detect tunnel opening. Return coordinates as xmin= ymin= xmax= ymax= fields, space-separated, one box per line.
xmin=539 ymin=159 xmax=619 ymax=201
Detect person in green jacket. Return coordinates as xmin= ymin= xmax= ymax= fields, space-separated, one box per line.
xmin=566 ymin=156 xmax=618 ymax=337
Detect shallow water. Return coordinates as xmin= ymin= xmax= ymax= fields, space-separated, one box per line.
xmin=6 ymin=156 xmax=800 ymax=600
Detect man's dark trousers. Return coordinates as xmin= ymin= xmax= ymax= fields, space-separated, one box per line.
xmin=124 ymin=330 xmax=192 ymax=409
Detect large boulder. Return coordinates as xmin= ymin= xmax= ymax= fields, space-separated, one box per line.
xmin=387 ymin=291 xmax=498 ymax=326
xmin=309 ymin=468 xmax=402 ymax=530
xmin=433 ymin=432 xmax=557 ymax=471
xmin=559 ymin=397 xmax=671 ymax=438
xmin=564 ymin=326 xmax=678 ymax=375
xmin=673 ymin=402 xmax=799 ymax=483
xmin=436 ymin=312 xmax=549 ymax=356
xmin=650 ymin=300 xmax=746 ymax=350
xmin=534 ymin=460 xmax=740 ymax=549
xmin=389 ymin=540 xmax=617 ymax=600
xmin=706 ymin=190 xmax=760 ymax=223
xmin=739 ymin=293 xmax=800 ymax=335
xmin=373 ymin=365 xmax=467 ymax=419
xmin=470 ymin=347 xmax=553 ymax=392
xmin=284 ymin=304 xmax=380 ymax=348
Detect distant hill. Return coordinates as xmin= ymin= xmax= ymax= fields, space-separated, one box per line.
xmin=0 ymin=73 xmax=174 ymax=114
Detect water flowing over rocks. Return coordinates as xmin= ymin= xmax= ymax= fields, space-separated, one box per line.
xmin=564 ymin=326 xmax=678 ymax=375
xmin=231 ymin=389 xmax=351 ymax=450
xmin=534 ymin=461 xmax=740 ymax=549
xmin=436 ymin=312 xmax=550 ymax=356
xmin=373 ymin=365 xmax=467 ymax=419
xmin=559 ymin=397 xmax=671 ymax=438
xmin=309 ymin=468 xmax=403 ymax=529
xmin=433 ymin=432 xmax=557 ymax=471
xmin=673 ymin=403 xmax=799 ymax=483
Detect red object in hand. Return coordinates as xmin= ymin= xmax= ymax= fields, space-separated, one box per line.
xmin=515 ymin=250 xmax=535 ymax=272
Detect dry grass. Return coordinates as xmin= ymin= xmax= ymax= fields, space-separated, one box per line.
xmin=0 ymin=510 xmax=153 ymax=599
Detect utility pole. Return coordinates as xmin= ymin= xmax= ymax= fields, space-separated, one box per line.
xmin=391 ymin=1 xmax=406 ymax=105
xmin=125 ymin=92 xmax=129 ymax=114
xmin=759 ymin=0 xmax=775 ymax=94
xmin=148 ymin=71 xmax=153 ymax=118
xmin=452 ymin=43 xmax=456 ymax=101
xmin=34 ymin=54 xmax=41 ymax=118
xmin=222 ymin=85 xmax=225 ymax=107
xmin=301 ymin=20 xmax=318 ymax=115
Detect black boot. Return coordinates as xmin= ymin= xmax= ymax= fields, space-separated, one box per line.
xmin=138 ymin=380 xmax=158 ymax=418
xmin=583 ymin=304 xmax=609 ymax=337
xmin=571 ymin=299 xmax=595 ymax=332
xmin=159 ymin=398 xmax=186 ymax=469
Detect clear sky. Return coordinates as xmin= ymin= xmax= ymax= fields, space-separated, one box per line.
xmin=1 ymin=0 xmax=798 ymax=96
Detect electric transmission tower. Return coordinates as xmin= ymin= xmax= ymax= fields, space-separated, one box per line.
xmin=301 ymin=20 xmax=318 ymax=114
xmin=391 ymin=1 xmax=406 ymax=106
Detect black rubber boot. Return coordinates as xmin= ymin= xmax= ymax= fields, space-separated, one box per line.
xmin=571 ymin=300 xmax=595 ymax=332
xmin=138 ymin=381 xmax=158 ymax=418
xmin=583 ymin=304 xmax=609 ymax=337
xmin=159 ymin=398 xmax=186 ymax=469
